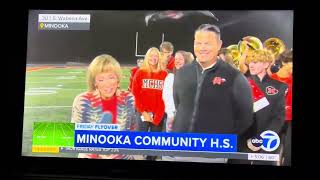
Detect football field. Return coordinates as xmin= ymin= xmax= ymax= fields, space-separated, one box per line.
xmin=22 ymin=66 xmax=131 ymax=157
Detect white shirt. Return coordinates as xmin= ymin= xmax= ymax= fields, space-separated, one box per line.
xmin=162 ymin=73 xmax=175 ymax=119
xmin=196 ymin=58 xmax=217 ymax=74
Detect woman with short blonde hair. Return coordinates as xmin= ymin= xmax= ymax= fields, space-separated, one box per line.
xmin=86 ymin=54 xmax=122 ymax=92
xmin=71 ymin=54 xmax=142 ymax=160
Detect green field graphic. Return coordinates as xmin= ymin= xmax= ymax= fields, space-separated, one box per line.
xmin=32 ymin=122 xmax=75 ymax=147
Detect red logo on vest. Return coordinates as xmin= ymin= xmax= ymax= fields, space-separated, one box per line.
xmin=266 ymin=86 xmax=278 ymax=95
xmin=212 ymin=77 xmax=226 ymax=85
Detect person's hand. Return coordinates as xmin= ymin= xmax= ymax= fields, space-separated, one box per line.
xmin=247 ymin=139 xmax=261 ymax=152
xmin=142 ymin=112 xmax=153 ymax=122
xmin=167 ymin=117 xmax=174 ymax=131
xmin=146 ymin=116 xmax=154 ymax=123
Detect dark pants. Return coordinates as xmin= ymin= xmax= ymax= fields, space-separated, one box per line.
xmin=135 ymin=111 xmax=165 ymax=161
xmin=281 ymin=121 xmax=291 ymax=166
xmin=135 ymin=112 xmax=165 ymax=132
xmin=227 ymin=138 xmax=252 ymax=165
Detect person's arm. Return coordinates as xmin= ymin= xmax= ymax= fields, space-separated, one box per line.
xmin=152 ymin=101 xmax=165 ymax=126
xmin=124 ymin=92 xmax=136 ymax=131
xmin=132 ymin=70 xmax=144 ymax=113
xmin=128 ymin=68 xmax=134 ymax=91
xmin=162 ymin=74 xmax=175 ymax=119
xmin=232 ymin=73 xmax=254 ymax=135
xmin=286 ymin=87 xmax=292 ymax=120
xmin=173 ymin=71 xmax=180 ymax=110
xmin=152 ymin=72 xmax=168 ymax=126
xmin=132 ymin=70 xmax=153 ymax=122
xmin=264 ymin=85 xmax=287 ymax=134
xmin=71 ymin=94 xmax=83 ymax=123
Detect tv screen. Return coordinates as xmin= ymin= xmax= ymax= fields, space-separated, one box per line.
xmin=22 ymin=10 xmax=293 ymax=167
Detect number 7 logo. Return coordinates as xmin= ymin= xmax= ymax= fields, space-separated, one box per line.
xmin=260 ymin=130 xmax=280 ymax=152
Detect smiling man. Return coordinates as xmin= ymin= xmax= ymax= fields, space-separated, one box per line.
xmin=172 ymin=24 xmax=253 ymax=139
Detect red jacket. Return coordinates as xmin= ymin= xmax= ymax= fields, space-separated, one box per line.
xmin=166 ymin=56 xmax=175 ymax=72
xmin=128 ymin=66 xmax=139 ymax=92
xmin=132 ymin=69 xmax=168 ymax=126
xmin=271 ymin=73 xmax=292 ymax=121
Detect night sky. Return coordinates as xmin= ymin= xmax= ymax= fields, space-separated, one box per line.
xmin=27 ymin=10 xmax=293 ymax=64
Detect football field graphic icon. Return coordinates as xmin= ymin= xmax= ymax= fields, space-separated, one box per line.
xmin=32 ymin=122 xmax=75 ymax=147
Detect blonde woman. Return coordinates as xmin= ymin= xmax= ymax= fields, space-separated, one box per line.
xmin=132 ymin=47 xmax=168 ymax=134
xmin=71 ymin=54 xmax=141 ymax=160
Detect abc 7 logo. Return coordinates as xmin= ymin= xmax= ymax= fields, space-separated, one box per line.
xmin=249 ymin=130 xmax=280 ymax=152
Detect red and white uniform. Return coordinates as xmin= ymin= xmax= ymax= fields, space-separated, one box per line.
xmin=132 ymin=69 xmax=168 ymax=126
xmin=271 ymin=73 xmax=292 ymax=121
xmin=247 ymin=78 xmax=270 ymax=112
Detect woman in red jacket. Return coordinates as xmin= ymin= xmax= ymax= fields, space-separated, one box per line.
xmin=132 ymin=47 xmax=168 ymax=133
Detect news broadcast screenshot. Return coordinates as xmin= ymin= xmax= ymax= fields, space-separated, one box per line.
xmin=22 ymin=10 xmax=293 ymax=166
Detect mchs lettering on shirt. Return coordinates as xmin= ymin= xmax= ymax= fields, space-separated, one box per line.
xmin=142 ymin=79 xmax=164 ymax=90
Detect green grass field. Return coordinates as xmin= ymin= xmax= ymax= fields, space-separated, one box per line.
xmin=22 ymin=66 xmax=131 ymax=157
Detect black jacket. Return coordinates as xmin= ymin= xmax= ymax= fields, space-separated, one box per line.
xmin=249 ymin=75 xmax=287 ymax=136
xmin=173 ymin=59 xmax=253 ymax=135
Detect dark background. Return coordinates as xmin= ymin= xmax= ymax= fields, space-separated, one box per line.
xmin=27 ymin=10 xmax=293 ymax=64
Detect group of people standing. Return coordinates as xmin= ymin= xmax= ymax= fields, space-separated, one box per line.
xmin=70 ymin=23 xmax=292 ymax=166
